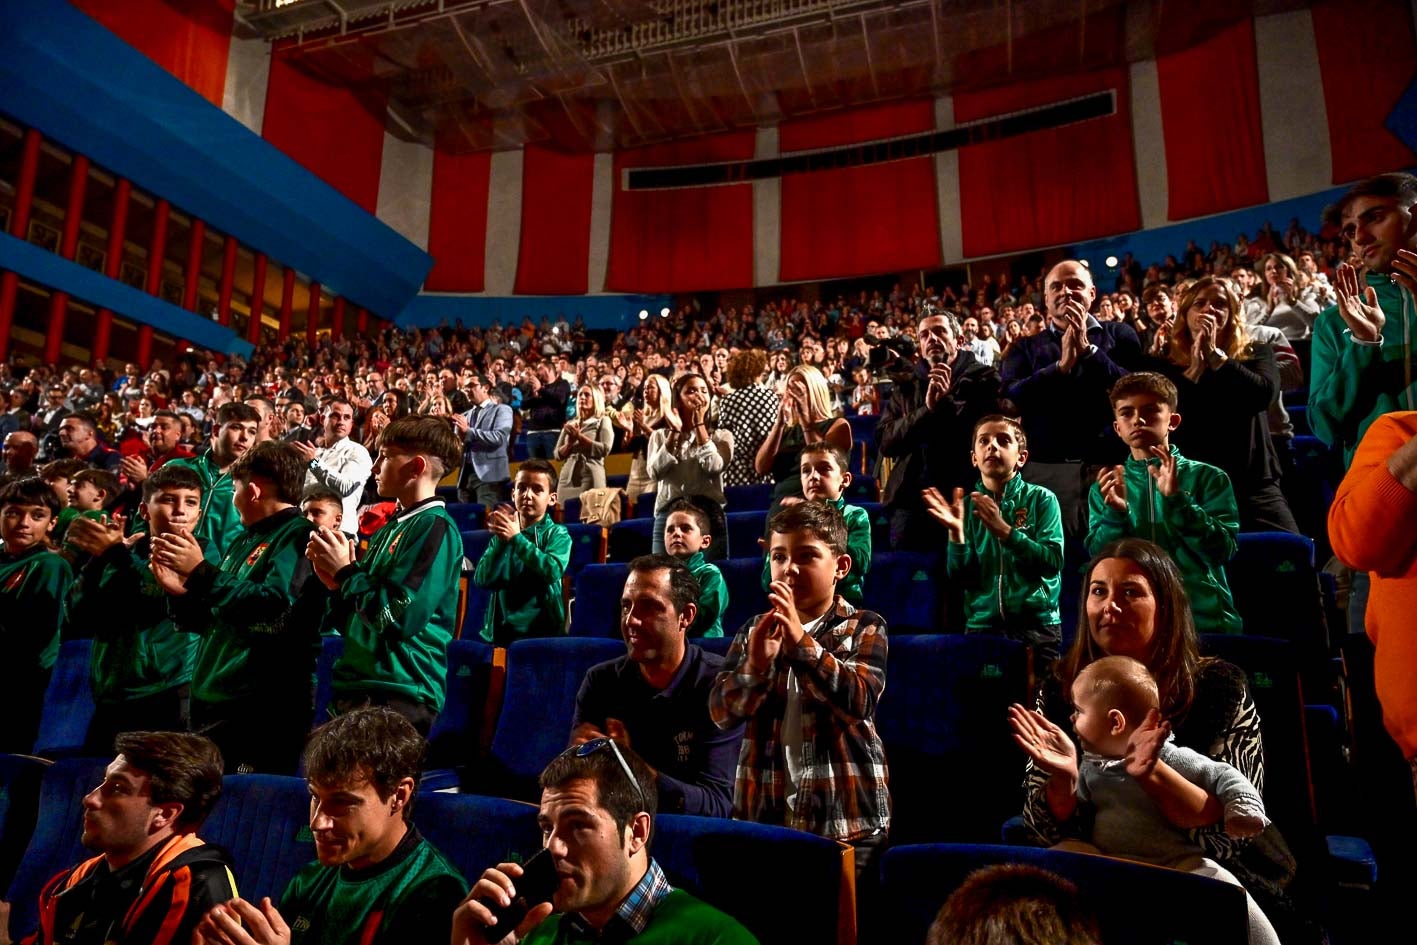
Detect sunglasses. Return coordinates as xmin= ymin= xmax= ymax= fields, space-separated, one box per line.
xmin=566 ymin=737 xmax=645 ymax=810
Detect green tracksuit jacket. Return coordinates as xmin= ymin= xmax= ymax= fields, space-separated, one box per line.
xmin=946 ymin=473 xmax=1064 ymax=630
xmin=64 ymin=542 xmax=198 ymax=704
xmin=161 ymin=451 xmax=244 ymax=562
xmin=326 ymin=497 xmax=462 ymax=712
xmin=473 ymin=515 xmax=572 ymax=645
xmin=1311 ymin=273 xmax=1417 ymax=468
xmin=1086 ymin=446 xmax=1242 ymax=633
xmin=170 ymin=507 xmax=321 ymax=705
xmin=760 ymin=496 xmax=872 ymax=604
xmin=684 ymin=551 xmax=726 ymax=638
xmin=0 ymin=543 xmax=71 ymax=677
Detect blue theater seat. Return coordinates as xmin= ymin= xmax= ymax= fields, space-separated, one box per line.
xmin=474 ymin=638 xmax=625 ymax=801
xmin=446 ymin=502 xmax=486 ymax=532
xmin=461 ymin=528 xmax=494 ymax=565
xmin=854 ymin=500 xmax=890 ymax=550
xmin=723 ymin=483 xmax=772 ymax=511
xmin=201 ymin=774 xmax=316 ymax=905
xmin=413 ymin=792 xmax=541 ymax=881
xmin=724 ymin=510 xmax=767 ymax=558
xmin=877 ymin=635 xmax=1029 ymax=843
xmin=719 ymin=557 xmax=767 ymax=638
xmin=311 ymin=634 xmax=345 ymax=726
xmin=0 ymin=755 xmax=46 ymax=894
xmin=560 ymin=496 xmax=581 ymax=523
xmin=569 ymin=563 xmax=631 ymax=638
xmin=881 ymin=843 xmax=1248 ymax=945
xmin=861 ymin=552 xmax=942 ymax=632
xmin=33 ymin=639 xmax=96 ymax=758
xmin=607 ymin=519 xmax=654 ymax=563
xmin=565 ymin=523 xmax=606 ymax=576
xmin=695 ymin=635 xmax=733 ymax=658
xmin=633 ymin=491 xmax=656 ymax=520
xmin=423 ymin=640 xmax=502 ymax=790
xmin=1227 ymin=532 xmax=1329 ymax=652
xmin=846 ymin=473 xmax=879 ymax=502
xmin=653 ymin=814 xmax=853 ymax=945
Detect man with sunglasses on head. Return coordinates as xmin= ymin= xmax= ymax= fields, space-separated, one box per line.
xmin=453 ymin=739 xmax=757 ymax=945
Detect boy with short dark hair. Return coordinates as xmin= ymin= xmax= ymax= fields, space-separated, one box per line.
xmin=710 ymin=500 xmax=890 ymax=876
xmin=307 ymin=416 xmax=465 ymax=736
xmin=663 ymin=497 xmax=727 ymax=638
xmin=1088 ymin=372 xmax=1242 ymax=632
xmin=472 ymin=458 xmax=572 ymax=644
xmin=0 ymin=477 xmax=72 ymax=753
xmin=761 ymin=444 xmax=871 ymax=603
xmin=63 ymin=465 xmax=206 ymax=752
xmin=161 ymin=402 xmax=260 ymax=562
xmin=301 ymin=486 xmax=345 ymax=534
xmin=39 ymin=457 xmax=88 ymax=544
xmin=61 ymin=467 xmax=123 ymax=566
xmin=924 ymin=414 xmax=1065 ymax=660
xmin=150 ymin=441 xmax=322 ymax=773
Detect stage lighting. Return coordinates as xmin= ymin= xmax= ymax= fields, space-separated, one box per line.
xmin=660 ymin=307 xmax=670 ymax=318
xmin=638 ymin=310 xmax=649 ymax=320
xmin=1105 ymin=255 xmax=1119 ymax=268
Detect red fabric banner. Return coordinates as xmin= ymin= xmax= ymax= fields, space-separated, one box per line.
xmin=606 ymin=131 xmax=756 ymax=293
xmin=779 ymin=100 xmax=940 ymax=281
xmin=73 ymin=0 xmax=234 ymax=106
xmin=1311 ymin=0 xmax=1417 ymax=184
xmin=425 ymin=149 xmax=491 ymax=292
xmin=955 ymin=68 xmax=1139 ymax=258
xmin=262 ymin=47 xmax=385 ymax=213
xmin=515 ymin=147 xmax=594 ymax=295
xmin=1156 ymin=19 xmax=1269 ymax=220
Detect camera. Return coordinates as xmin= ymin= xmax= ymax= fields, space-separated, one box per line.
xmin=865 ymin=334 xmax=918 ymax=376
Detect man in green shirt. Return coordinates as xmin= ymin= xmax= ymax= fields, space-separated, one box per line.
xmin=194 ymin=707 xmax=467 ymax=945
xmin=452 ymin=740 xmax=758 ymax=944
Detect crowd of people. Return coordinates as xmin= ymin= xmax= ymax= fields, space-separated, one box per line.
xmin=0 ymin=170 xmax=1415 ymax=945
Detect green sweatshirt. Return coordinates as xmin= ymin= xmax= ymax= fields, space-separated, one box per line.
xmin=64 ymin=542 xmax=199 ymax=704
xmin=946 ymin=473 xmax=1064 ymax=630
xmin=473 ymin=515 xmax=572 ymax=645
xmin=682 ymin=551 xmax=726 ymax=638
xmin=0 ymin=543 xmax=71 ymax=676
xmin=161 ymin=451 xmax=244 ymax=562
xmin=326 ymin=498 xmax=462 ymax=711
xmin=1311 ymin=273 xmax=1417 ymax=468
xmin=171 ymin=507 xmax=322 ymax=705
xmin=761 ymin=496 xmax=871 ymax=604
xmin=521 ymin=888 xmax=759 ymax=945
xmin=1086 ymin=445 xmax=1242 ymax=633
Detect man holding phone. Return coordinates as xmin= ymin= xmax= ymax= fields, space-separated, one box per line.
xmin=193 ymin=708 xmax=467 ymax=945
xmin=452 ymin=740 xmax=757 ymax=944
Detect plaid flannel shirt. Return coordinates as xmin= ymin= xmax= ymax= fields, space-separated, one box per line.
xmin=708 ymin=596 xmax=890 ymax=841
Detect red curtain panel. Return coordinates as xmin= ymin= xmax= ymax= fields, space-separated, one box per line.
xmin=1311 ymin=0 xmax=1417 ymax=184
xmin=425 ymin=149 xmax=491 ymax=292
xmin=605 ymin=130 xmax=756 ymax=293
xmin=955 ymin=67 xmax=1139 ymax=258
xmin=262 ymin=45 xmax=386 ymax=213
xmin=515 ymin=146 xmax=595 ymax=295
xmin=1156 ymin=19 xmax=1270 ymax=221
xmin=779 ymin=99 xmax=940 ymax=281
xmin=73 ymin=0 xmax=234 ymax=107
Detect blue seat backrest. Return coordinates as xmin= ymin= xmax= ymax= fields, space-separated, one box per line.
xmin=481 ymin=638 xmax=626 ymax=801
xmin=654 ymin=813 xmax=849 ymax=945
xmin=723 ymin=483 xmax=772 ymax=511
xmin=426 ymin=640 xmax=499 ymax=771
xmin=33 ymin=639 xmax=96 ymax=757
xmin=725 ymin=510 xmax=767 ymax=558
xmin=462 ymin=529 xmax=494 ymax=564
xmin=606 ymin=474 xmax=629 ymax=489
xmin=311 ymin=634 xmax=346 ymax=727
xmin=695 ymin=635 xmax=733 ymax=658
xmin=881 ymin=843 xmax=1248 ymax=945
xmin=6 ymin=757 xmax=108 ymax=938
xmin=1227 ymin=532 xmax=1327 ymax=650
xmin=877 ymin=635 xmax=1029 ymax=842
xmin=414 ymin=792 xmax=540 ymax=884
xmin=569 ymin=563 xmax=631 ymax=638
xmin=719 ymin=558 xmax=767 ymax=638
xmin=202 ymin=774 xmax=315 ymax=905
xmin=633 ymin=491 xmax=656 ymax=520
xmin=607 ymin=519 xmax=653 ymax=563
xmin=446 ymin=503 xmax=486 ymax=532
xmin=846 ymin=473 xmax=878 ymax=501
xmin=848 ymin=413 xmax=878 ymax=450
xmin=0 ymin=754 xmax=47 ymax=894
xmin=862 ymin=552 xmax=942 ymax=632
xmin=565 ymin=524 xmax=605 ymax=576
xmin=560 ymin=497 xmax=581 ymax=524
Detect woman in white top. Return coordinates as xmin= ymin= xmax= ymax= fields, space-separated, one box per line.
xmin=617 ymin=373 xmax=676 ymax=506
xmin=555 ymin=383 xmax=614 ymax=502
xmin=647 ymin=372 xmax=734 ymax=557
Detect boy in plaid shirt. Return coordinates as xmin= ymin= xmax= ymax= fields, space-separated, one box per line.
xmin=709 ymin=501 xmax=890 ymax=877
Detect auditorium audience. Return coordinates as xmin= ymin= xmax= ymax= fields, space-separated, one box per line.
xmin=554 ymin=384 xmax=613 ymax=502
xmin=753 ymin=364 xmax=849 ymax=523
xmin=647 ymin=373 xmax=732 ymax=558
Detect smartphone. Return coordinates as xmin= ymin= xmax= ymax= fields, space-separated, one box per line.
xmin=480 ymin=848 xmax=559 ymax=942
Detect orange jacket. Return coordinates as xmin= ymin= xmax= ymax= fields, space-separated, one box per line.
xmin=1329 ymin=410 xmax=1417 ymax=759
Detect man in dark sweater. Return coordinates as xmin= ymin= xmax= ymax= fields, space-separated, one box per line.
xmin=999 ymin=259 xmax=1143 ymax=537
xmin=571 ymin=555 xmax=743 ymax=817
xmin=194 ymin=708 xmax=466 ymax=945
xmin=521 ymin=363 xmax=570 ymax=460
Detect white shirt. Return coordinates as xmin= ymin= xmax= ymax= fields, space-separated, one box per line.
xmin=305 ymin=436 xmax=374 ymax=534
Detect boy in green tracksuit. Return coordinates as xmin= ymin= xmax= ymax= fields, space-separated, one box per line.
xmin=308 ymin=416 xmax=464 ymax=737
xmin=63 ymin=465 xmax=206 ymax=753
xmin=1088 ymin=372 xmax=1242 ymax=633
xmin=60 ymin=467 xmax=121 ymax=567
xmin=663 ymin=497 xmax=727 ymax=638
xmin=152 ymin=441 xmax=324 ymax=773
xmin=39 ymin=458 xmax=87 ymax=546
xmin=925 ymin=414 xmax=1065 ymax=659
xmin=0 ymin=477 xmax=72 ymax=753
xmin=474 ymin=458 xmax=572 ymax=645
xmin=158 ymin=401 xmax=260 ymax=563
xmin=759 ymin=444 xmax=871 ymax=604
